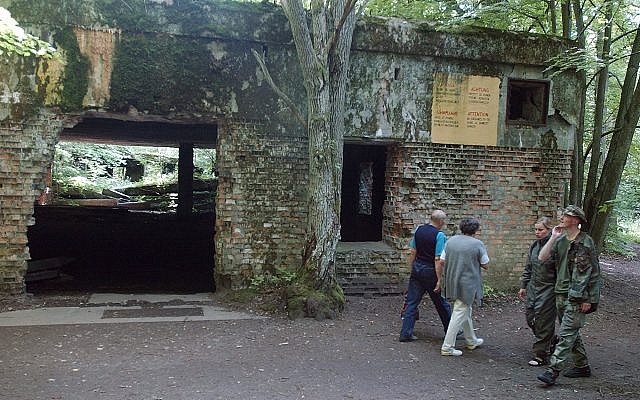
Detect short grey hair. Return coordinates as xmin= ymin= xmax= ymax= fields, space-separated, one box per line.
xmin=459 ymin=218 xmax=480 ymax=235
xmin=431 ymin=209 xmax=447 ymax=222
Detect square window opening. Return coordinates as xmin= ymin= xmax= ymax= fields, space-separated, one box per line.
xmin=506 ymin=79 xmax=549 ymax=126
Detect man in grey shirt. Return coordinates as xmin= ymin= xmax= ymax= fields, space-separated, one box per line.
xmin=440 ymin=218 xmax=490 ymax=356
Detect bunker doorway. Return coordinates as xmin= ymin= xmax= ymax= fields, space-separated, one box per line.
xmin=340 ymin=143 xmax=387 ymax=242
xmin=26 ymin=115 xmax=217 ymax=294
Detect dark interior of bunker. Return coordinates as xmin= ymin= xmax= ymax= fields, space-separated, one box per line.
xmin=25 ymin=117 xmax=217 ymax=294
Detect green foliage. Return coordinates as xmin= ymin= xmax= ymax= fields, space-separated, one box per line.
xmin=603 ymin=220 xmax=640 ymax=258
xmin=366 ymin=0 xmax=555 ymax=33
xmin=0 ymin=7 xmax=56 ymax=58
xmin=249 ymin=267 xmax=300 ymax=292
xmin=248 ymin=268 xmax=345 ymax=319
xmin=543 ymin=48 xmax=604 ymax=78
xmin=53 ymin=142 xmax=216 ymax=201
xmin=483 ymin=284 xmax=497 ymax=297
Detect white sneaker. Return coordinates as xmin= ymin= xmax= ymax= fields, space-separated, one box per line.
xmin=466 ymin=338 xmax=484 ymax=350
xmin=441 ymin=347 xmax=463 ymax=356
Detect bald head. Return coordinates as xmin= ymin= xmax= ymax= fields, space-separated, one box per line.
xmin=430 ymin=209 xmax=447 ymax=228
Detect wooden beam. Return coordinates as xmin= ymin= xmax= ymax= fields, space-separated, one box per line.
xmin=177 ymin=143 xmax=194 ymax=217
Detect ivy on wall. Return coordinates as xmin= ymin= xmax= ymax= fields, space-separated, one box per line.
xmin=0 ymin=7 xmax=56 ymax=58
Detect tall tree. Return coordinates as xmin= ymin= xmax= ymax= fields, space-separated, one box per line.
xmin=585 ymin=22 xmax=640 ymax=250
xmin=583 ymin=0 xmax=613 ymax=222
xmin=254 ymin=0 xmax=363 ymax=315
xmin=568 ymin=0 xmax=586 ymax=205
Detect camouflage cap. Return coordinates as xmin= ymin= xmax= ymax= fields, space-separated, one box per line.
xmin=563 ymin=205 xmax=587 ymax=223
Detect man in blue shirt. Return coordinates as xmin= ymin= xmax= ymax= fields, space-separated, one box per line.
xmin=399 ymin=209 xmax=453 ymax=342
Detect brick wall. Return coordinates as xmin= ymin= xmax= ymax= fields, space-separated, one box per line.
xmin=214 ymin=120 xmax=308 ymax=289
xmin=336 ymin=241 xmax=407 ymax=296
xmin=384 ymin=142 xmax=571 ymax=290
xmin=0 ymin=112 xmax=60 ymax=294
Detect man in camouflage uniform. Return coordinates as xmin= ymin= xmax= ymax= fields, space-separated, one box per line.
xmin=536 ymin=205 xmax=602 ymax=386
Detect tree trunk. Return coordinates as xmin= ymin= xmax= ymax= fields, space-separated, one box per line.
xmin=281 ymin=0 xmax=359 ymax=296
xmin=569 ymin=0 xmax=586 ymax=206
xmin=583 ymin=1 xmax=612 ymax=226
xmin=561 ymin=0 xmax=571 ymax=38
xmin=585 ymin=22 xmax=640 ymax=250
xmin=549 ymin=0 xmax=557 ymax=34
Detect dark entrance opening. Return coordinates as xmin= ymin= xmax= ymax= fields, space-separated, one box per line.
xmin=340 ymin=143 xmax=386 ymax=242
xmin=26 ymin=115 xmax=218 ymax=294
xmin=506 ymin=79 xmax=550 ymax=125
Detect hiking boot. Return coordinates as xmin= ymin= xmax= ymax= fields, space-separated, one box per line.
xmin=563 ymin=365 xmax=591 ymax=378
xmin=537 ymin=369 xmax=559 ymax=386
xmin=399 ymin=334 xmax=418 ymax=342
xmin=441 ymin=347 xmax=463 ymax=356
xmin=466 ymin=338 xmax=484 ymax=350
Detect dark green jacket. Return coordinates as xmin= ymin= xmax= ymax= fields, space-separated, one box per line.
xmin=552 ymin=231 xmax=601 ymax=304
xmin=521 ymin=235 xmax=556 ymax=308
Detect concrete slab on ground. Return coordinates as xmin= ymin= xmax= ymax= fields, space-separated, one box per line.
xmin=0 ymin=293 xmax=262 ymax=327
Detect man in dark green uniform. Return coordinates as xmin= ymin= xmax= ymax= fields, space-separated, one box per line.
xmin=536 ymin=205 xmax=601 ymax=386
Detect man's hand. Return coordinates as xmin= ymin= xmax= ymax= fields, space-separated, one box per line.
xmin=434 ymin=280 xmax=441 ymax=293
xmin=579 ymin=303 xmax=592 ymax=313
xmin=551 ymin=225 xmax=564 ymax=238
xmin=518 ymin=288 xmax=526 ymax=301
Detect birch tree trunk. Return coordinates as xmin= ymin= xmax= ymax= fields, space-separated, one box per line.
xmin=280 ymin=0 xmax=359 ymax=300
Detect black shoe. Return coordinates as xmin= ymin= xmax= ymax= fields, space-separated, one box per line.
xmin=537 ymin=369 xmax=559 ymax=386
xmin=399 ymin=335 xmax=418 ymax=342
xmin=563 ymin=365 xmax=591 ymax=378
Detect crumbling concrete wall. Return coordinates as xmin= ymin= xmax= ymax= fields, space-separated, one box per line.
xmin=0 ymin=0 xmax=579 ymax=294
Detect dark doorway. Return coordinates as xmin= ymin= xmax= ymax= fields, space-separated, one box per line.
xmin=26 ymin=116 xmax=218 ymax=294
xmin=340 ymin=144 xmax=386 ymax=242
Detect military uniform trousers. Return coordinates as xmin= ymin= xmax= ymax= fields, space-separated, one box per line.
xmin=549 ymin=294 xmax=589 ymax=371
xmin=525 ymin=286 xmax=557 ymax=359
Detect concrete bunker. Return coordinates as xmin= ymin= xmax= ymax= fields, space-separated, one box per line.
xmin=1 ymin=1 xmax=582 ymax=297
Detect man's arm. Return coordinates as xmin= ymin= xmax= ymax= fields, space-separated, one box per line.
xmin=408 ymin=248 xmax=416 ymax=267
xmin=480 ymin=244 xmax=490 ymax=270
xmin=434 ymin=257 xmax=443 ymax=293
xmin=539 ymin=225 xmax=562 ymax=261
xmin=434 ymin=232 xmax=446 ymax=292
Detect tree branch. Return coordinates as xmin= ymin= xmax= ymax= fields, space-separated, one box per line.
xmin=611 ymin=26 xmax=639 ymax=44
xmin=584 ymin=126 xmax=622 ymax=159
xmin=251 ymin=48 xmax=307 ymax=129
xmin=325 ymin=0 xmax=359 ymax=57
xmin=609 ymin=50 xmax=640 ymax=65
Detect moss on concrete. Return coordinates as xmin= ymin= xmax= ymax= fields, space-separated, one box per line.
xmin=7 ymin=0 xmax=291 ymax=42
xmin=53 ymin=28 xmax=89 ymax=112
xmin=108 ymin=33 xmax=211 ymax=113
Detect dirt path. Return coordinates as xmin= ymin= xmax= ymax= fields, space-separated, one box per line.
xmin=0 ymin=248 xmax=638 ymax=399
